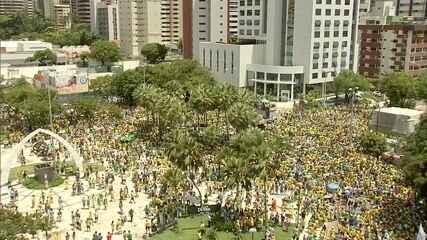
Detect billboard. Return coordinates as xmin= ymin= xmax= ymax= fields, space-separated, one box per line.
xmin=33 ymin=69 xmax=89 ymax=95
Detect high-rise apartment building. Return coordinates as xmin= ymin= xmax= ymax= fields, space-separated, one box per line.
xmin=396 ymin=0 xmax=427 ymax=17
xmin=92 ymin=1 xmax=119 ymax=41
xmin=160 ymin=0 xmax=182 ymax=44
xmin=72 ymin=0 xmax=91 ymax=24
xmin=359 ymin=22 xmax=427 ymax=77
xmin=118 ymin=0 xmax=183 ymax=58
xmin=0 ymin=0 xmax=33 ymax=16
xmin=195 ymin=0 xmax=359 ymax=101
xmin=54 ymin=4 xmax=72 ymax=30
xmin=183 ymin=0 xmax=239 ymax=59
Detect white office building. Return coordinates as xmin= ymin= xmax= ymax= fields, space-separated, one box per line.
xmin=197 ymin=0 xmax=359 ymax=102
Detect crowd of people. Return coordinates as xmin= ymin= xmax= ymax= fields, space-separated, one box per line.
xmin=275 ymin=107 xmax=426 ymax=239
xmin=2 ymin=105 xmax=426 ymax=240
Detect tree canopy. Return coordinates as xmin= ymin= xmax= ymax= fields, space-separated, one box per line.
xmin=402 ymin=116 xmax=427 ymax=198
xmin=141 ymin=43 xmax=169 ymax=64
xmin=334 ymin=71 xmax=371 ymax=102
xmin=27 ymin=49 xmax=57 ymax=66
xmin=90 ymin=40 xmax=121 ymax=66
xmin=360 ymin=131 xmax=387 ymax=160
xmin=379 ymin=72 xmax=417 ymax=108
xmin=0 ymin=205 xmax=53 ymax=240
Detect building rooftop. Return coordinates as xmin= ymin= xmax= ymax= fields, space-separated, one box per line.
xmin=377 ymin=107 xmax=423 ymax=117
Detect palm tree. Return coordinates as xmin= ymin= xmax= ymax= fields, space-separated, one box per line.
xmin=166 ymin=129 xmax=205 ymax=208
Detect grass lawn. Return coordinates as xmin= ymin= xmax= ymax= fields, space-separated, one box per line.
xmin=9 ymin=161 xmax=77 ymax=182
xmin=23 ymin=176 xmax=65 ymax=189
xmin=9 ymin=164 xmax=37 ymax=181
xmin=150 ymin=216 xmax=295 ymax=240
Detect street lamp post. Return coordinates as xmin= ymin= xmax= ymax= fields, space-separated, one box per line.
xmin=47 ymin=69 xmax=56 ymax=131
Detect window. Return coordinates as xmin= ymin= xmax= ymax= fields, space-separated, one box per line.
xmin=239 ymin=29 xmax=244 ymax=35
xmin=247 ymin=29 xmax=252 ymax=35
xmin=247 ymin=20 xmax=252 ymax=25
xmin=323 ymin=62 xmax=329 ymax=68
xmin=315 ymin=20 xmax=321 ymax=27
xmin=240 ymin=0 xmax=245 ymax=6
xmin=240 ymin=10 xmax=245 ymax=16
xmin=247 ymin=0 xmax=252 ymax=6
xmin=345 ymin=0 xmax=350 ymax=5
xmin=334 ymin=31 xmax=339 ymax=37
xmin=324 ymin=31 xmax=330 ymax=38
xmin=314 ymin=42 xmax=320 ymax=49
xmin=313 ymin=63 xmax=319 ymax=69
xmin=315 ymin=31 xmax=321 ymax=38
xmin=336 ymin=0 xmax=341 ymax=4
xmin=324 ymin=42 xmax=329 ymax=48
xmin=342 ymin=41 xmax=348 ymax=47
xmin=313 ymin=53 xmax=320 ymax=59
xmin=315 ymin=9 xmax=322 ymax=15
xmin=312 ymin=73 xmax=318 ymax=79
xmin=247 ymin=10 xmax=252 ymax=16
xmin=323 ymin=52 xmax=329 ymax=58
xmin=333 ymin=41 xmax=339 ymax=48
xmin=255 ymin=10 xmax=260 ymax=16
xmin=325 ymin=20 xmax=331 ymax=27
xmin=343 ymin=31 xmax=348 ymax=37
xmin=239 ymin=20 xmax=245 ymax=25
xmin=343 ymin=20 xmax=349 ymax=27
xmin=334 ymin=20 xmax=340 ymax=27
xmin=326 ymin=0 xmax=331 ymax=4
xmin=255 ymin=0 xmax=260 ymax=5
xmin=316 ymin=0 xmax=322 ymax=3
xmin=326 ymin=9 xmax=331 ymax=16
xmin=254 ymin=20 xmax=260 ymax=25
xmin=254 ymin=29 xmax=260 ymax=35
xmin=335 ymin=9 xmax=340 ymax=16
xmin=344 ymin=9 xmax=350 ymax=16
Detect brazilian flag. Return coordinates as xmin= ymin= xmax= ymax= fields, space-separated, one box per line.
xmin=120 ymin=132 xmax=137 ymax=143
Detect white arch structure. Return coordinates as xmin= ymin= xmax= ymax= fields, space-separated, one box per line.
xmin=3 ymin=129 xmax=83 ymax=186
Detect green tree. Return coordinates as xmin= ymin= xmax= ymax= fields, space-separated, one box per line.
xmin=166 ymin=129 xmax=204 ymax=207
xmin=113 ymin=70 xmax=145 ymax=105
xmin=416 ymin=72 xmax=427 ymax=101
xmin=141 ymin=43 xmax=169 ymax=64
xmin=79 ymin=52 xmax=90 ymax=67
xmin=0 ymin=208 xmax=53 ymax=240
xmin=401 ymin=117 xmax=427 ymax=198
xmin=305 ymin=90 xmax=321 ymax=109
xmin=3 ymin=81 xmax=58 ymax=130
xmin=334 ymin=71 xmax=371 ymax=102
xmin=380 ymin=72 xmax=417 ymax=108
xmin=89 ymin=75 xmax=113 ymax=98
xmin=90 ymin=40 xmax=120 ymax=66
xmin=360 ymin=131 xmax=387 ymax=160
xmin=27 ymin=49 xmax=57 ymax=66
xmin=226 ymin=102 xmax=259 ymax=132
xmin=220 ymin=128 xmax=267 ymax=208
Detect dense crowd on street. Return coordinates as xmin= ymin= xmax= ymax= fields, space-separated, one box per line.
xmin=2 ymin=106 xmax=426 ymax=240
xmin=275 ymin=107 xmax=426 ymax=239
